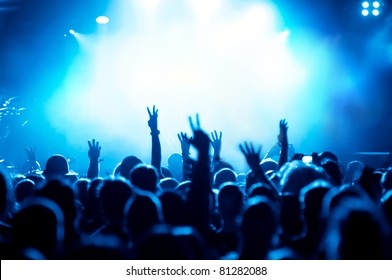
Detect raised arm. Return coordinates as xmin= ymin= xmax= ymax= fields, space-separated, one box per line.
xmin=210 ymin=130 xmax=222 ymax=167
xmin=277 ymin=119 xmax=289 ymax=169
xmin=87 ymin=139 xmax=101 ymax=179
xmin=147 ymin=106 xmax=163 ymax=178
xmin=177 ymin=132 xmax=193 ymax=181
xmin=239 ymin=142 xmax=275 ymax=189
xmin=24 ymin=146 xmax=41 ymax=174
xmin=186 ymin=114 xmax=212 ymax=236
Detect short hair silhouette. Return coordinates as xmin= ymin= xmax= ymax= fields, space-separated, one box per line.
xmin=130 ymin=164 xmax=160 ymax=193
xmin=15 ymin=179 xmax=35 ymax=203
xmin=214 ymin=168 xmax=237 ymax=189
xmin=12 ymin=197 xmax=64 ymax=259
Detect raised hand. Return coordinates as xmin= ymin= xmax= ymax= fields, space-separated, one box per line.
xmin=147 ymin=105 xmax=159 ymax=134
xmin=24 ymin=147 xmax=37 ymax=162
xmin=177 ymin=132 xmax=192 ymax=159
xmin=277 ymin=119 xmax=288 ymax=145
xmin=24 ymin=146 xmax=41 ymax=173
xmin=88 ymin=139 xmax=101 ymax=161
xmin=189 ymin=114 xmax=210 ymax=155
xmin=210 ymin=130 xmax=222 ymax=157
xmin=239 ymin=142 xmax=262 ymax=173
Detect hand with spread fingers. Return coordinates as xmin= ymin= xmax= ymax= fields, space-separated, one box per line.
xmin=147 ymin=105 xmax=159 ymax=134
xmin=177 ymin=132 xmax=192 ymax=159
xmin=88 ymin=139 xmax=101 ymax=162
xmin=210 ymin=130 xmax=222 ymax=161
xmin=239 ymin=142 xmax=262 ymax=173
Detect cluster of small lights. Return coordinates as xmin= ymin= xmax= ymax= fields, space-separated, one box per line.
xmin=64 ymin=16 xmax=110 ymax=36
xmin=362 ymin=1 xmax=381 ymax=16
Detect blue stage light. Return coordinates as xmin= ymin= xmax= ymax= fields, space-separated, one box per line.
xmin=362 ymin=1 xmax=370 ymax=8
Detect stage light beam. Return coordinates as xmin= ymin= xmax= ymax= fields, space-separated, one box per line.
xmin=372 ymin=9 xmax=380 ymax=16
xmin=373 ymin=1 xmax=380 ymax=8
xmin=362 ymin=1 xmax=370 ymax=8
xmin=362 ymin=9 xmax=369 ymax=16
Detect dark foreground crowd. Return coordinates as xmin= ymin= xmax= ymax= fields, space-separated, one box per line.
xmin=0 ymin=107 xmax=391 ymax=260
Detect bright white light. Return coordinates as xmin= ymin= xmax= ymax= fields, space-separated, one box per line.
xmin=372 ymin=9 xmax=380 ymax=16
xmin=373 ymin=1 xmax=380 ymax=8
xmin=189 ymin=0 xmax=222 ymax=21
xmin=362 ymin=9 xmax=369 ymax=16
xmin=69 ymin=29 xmax=75 ymax=35
xmin=362 ymin=1 xmax=370 ymax=8
xmin=96 ymin=16 xmax=110 ymax=24
xmin=48 ymin=0 xmax=318 ymax=173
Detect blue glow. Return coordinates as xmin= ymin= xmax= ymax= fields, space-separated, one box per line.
xmin=373 ymin=1 xmax=380 ymax=8
xmin=362 ymin=1 xmax=370 ymax=8
xmin=362 ymin=9 xmax=369 ymax=16
xmin=372 ymin=9 xmax=380 ymax=16
xmin=46 ymin=0 xmax=360 ymax=172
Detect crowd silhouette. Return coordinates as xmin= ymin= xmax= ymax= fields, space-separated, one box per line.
xmin=0 ymin=106 xmax=391 ymax=260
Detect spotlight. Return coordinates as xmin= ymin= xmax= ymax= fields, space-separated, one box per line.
xmin=282 ymin=30 xmax=290 ymax=37
xmin=96 ymin=16 xmax=110 ymax=24
xmin=373 ymin=1 xmax=380 ymax=8
xmin=362 ymin=1 xmax=370 ymax=8
xmin=362 ymin=9 xmax=369 ymax=16
xmin=69 ymin=29 xmax=76 ymax=35
xmin=372 ymin=9 xmax=380 ymax=16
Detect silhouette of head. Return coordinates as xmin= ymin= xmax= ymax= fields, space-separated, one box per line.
xmin=175 ymin=180 xmax=191 ymax=197
xmin=118 ymin=156 xmax=142 ymax=179
xmin=159 ymin=191 xmax=186 ymax=226
xmin=43 ymin=155 xmax=70 ymax=178
xmin=325 ymin=197 xmax=391 ymax=259
xmin=260 ymin=159 xmax=278 ymax=173
xmin=299 ymin=180 xmax=332 ymax=234
xmin=167 ymin=153 xmax=183 ymax=181
xmin=359 ymin=166 xmax=383 ymax=202
xmin=321 ymin=185 xmax=368 ymax=220
xmin=318 ymin=151 xmax=338 ymax=162
xmin=344 ymin=160 xmax=364 ymax=185
xmin=124 ymin=191 xmax=163 ymax=241
xmin=218 ymin=183 xmax=244 ymax=219
xmin=12 ymin=197 xmax=64 ymax=259
xmin=159 ymin=177 xmax=179 ymax=191
xmin=248 ymin=182 xmax=279 ymax=199
xmin=130 ymin=164 xmax=160 ymax=193
xmin=86 ymin=178 xmax=104 ymax=220
xmin=240 ymin=196 xmax=280 ymax=259
xmin=214 ymin=168 xmax=237 ymax=189
xmin=35 ymin=179 xmax=78 ymax=242
xmin=15 ymin=179 xmax=36 ymax=203
xmin=212 ymin=160 xmax=234 ymax=175
xmin=280 ymin=160 xmax=330 ymax=195
xmin=320 ymin=159 xmax=342 ymax=186
xmin=98 ymin=178 xmax=133 ymax=226
xmin=72 ymin=178 xmax=90 ymax=210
